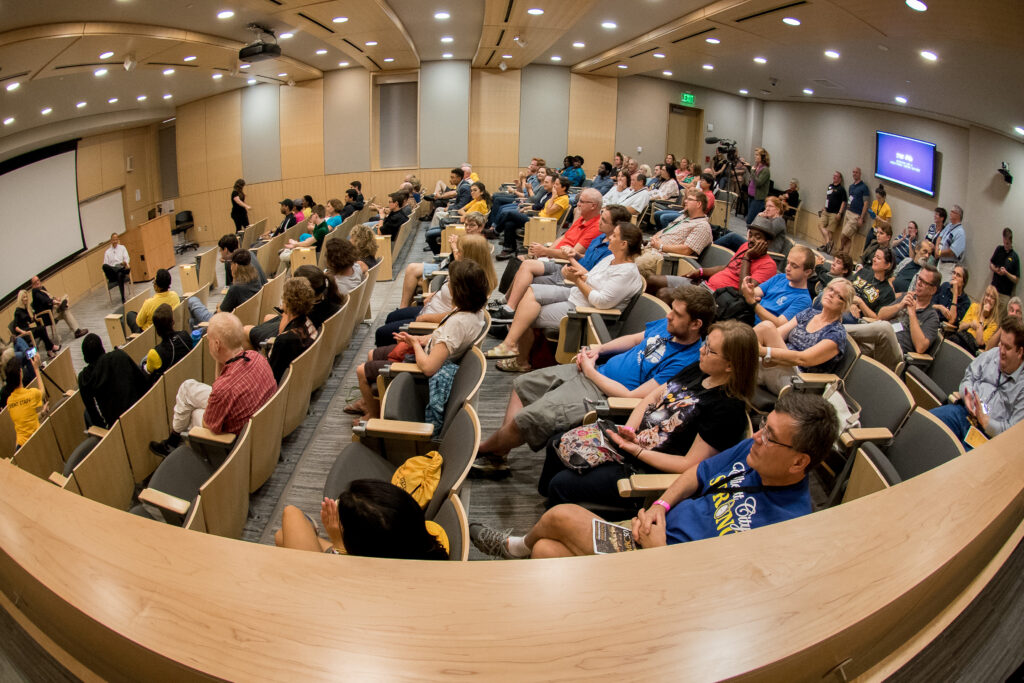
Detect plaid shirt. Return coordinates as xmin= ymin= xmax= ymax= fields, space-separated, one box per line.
xmin=204 ymin=350 xmax=276 ymax=434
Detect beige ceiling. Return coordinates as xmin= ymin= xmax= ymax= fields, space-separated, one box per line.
xmin=0 ymin=0 xmax=1021 ymax=154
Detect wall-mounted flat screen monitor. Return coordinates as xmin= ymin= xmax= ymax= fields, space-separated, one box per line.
xmin=875 ymin=130 xmax=937 ymax=196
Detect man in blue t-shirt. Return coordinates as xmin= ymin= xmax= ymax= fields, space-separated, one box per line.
xmin=739 ymin=246 xmax=814 ymax=325
xmin=470 ymin=392 xmax=838 ymax=558
xmin=472 ymin=285 xmax=716 ymax=476
xmin=840 ymin=167 xmax=871 ymax=255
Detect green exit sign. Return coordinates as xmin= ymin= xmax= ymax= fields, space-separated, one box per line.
xmin=680 ymin=92 xmax=695 ymax=106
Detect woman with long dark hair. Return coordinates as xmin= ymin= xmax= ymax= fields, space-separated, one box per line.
xmin=230 ymin=178 xmax=251 ymax=231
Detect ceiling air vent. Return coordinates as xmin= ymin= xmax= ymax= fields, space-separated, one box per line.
xmin=671 ymin=28 xmax=716 ymax=44
xmin=734 ymin=1 xmax=807 ymax=23
xmin=811 ymin=78 xmax=844 ymax=89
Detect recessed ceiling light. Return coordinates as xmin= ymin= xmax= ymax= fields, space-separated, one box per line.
xmin=702 ymin=64 xmax=714 ymax=70
xmin=333 ymin=16 xmax=348 ymax=23
xmin=383 ymin=58 xmax=394 ymax=63
xmin=653 ymin=53 xmax=665 ymax=59
xmin=76 ymin=101 xmax=87 ymax=108
xmin=783 ymin=17 xmax=801 ymax=26
xmin=247 ymin=78 xmax=257 ymax=85
xmin=433 ymin=11 xmax=449 ymax=20
xmin=339 ymin=61 xmax=350 ymax=67
xmin=550 ymin=55 xmax=562 ymax=62
xmin=278 ymin=72 xmax=287 ymax=77
xmin=316 ymin=49 xmax=327 ymax=55
xmin=163 ymin=68 xmax=175 ymax=75
xmin=601 ymin=21 xmax=617 ymax=29
xmin=753 ymin=56 xmax=767 ymax=64
xmin=94 ymin=68 xmax=108 ymax=77
xmin=41 ymin=107 xmax=52 ymax=115
xmin=217 ymin=10 xmax=234 ymax=19
xmin=1015 ymin=126 xmax=1024 ymax=136
xmin=365 ymin=41 xmax=378 ymax=46
xmin=824 ymin=50 xmax=840 ymax=59
xmin=442 ymin=53 xmax=453 ymax=59
xmin=108 ymin=97 xmax=118 ymax=104
xmin=239 ymin=64 xmax=250 ymax=69
xmin=706 ymin=37 xmax=720 ymax=45
xmin=441 ymin=36 xmax=453 ymax=43
xmin=662 ymin=71 xmax=673 ymax=77
xmin=572 ymin=41 xmax=585 ymax=48
xmin=527 ymin=8 xmax=544 ymax=15
xmin=163 ymin=93 xmax=172 ymax=100
xmin=802 ymin=88 xmax=814 ymax=95
xmin=739 ymin=89 xmax=749 ymax=95
xmin=280 ymin=32 xmax=294 ymax=39
xmin=137 ymin=95 xmax=147 ymax=101
xmin=183 ymin=55 xmax=196 ymax=62
xmin=894 ymin=96 xmax=908 ymax=104
xmin=5 ymin=82 xmax=19 ymax=92
xmin=617 ymin=63 xmax=628 ymax=69
xmin=906 ymin=0 xmax=927 ymax=10
xmin=99 ymin=51 xmax=114 ymax=60
xmin=212 ymin=73 xmax=223 ymax=79
xmin=2 ymin=118 xmax=13 ymax=126
xmin=920 ymin=50 xmax=938 ymax=61
xmin=502 ymin=54 xmax=513 ymax=59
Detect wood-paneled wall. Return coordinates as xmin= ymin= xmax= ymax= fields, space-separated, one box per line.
xmin=280 ymin=80 xmax=324 ymax=181
xmin=568 ymin=74 xmax=618 ymax=176
xmin=76 ymin=125 xmax=164 ymax=229
xmin=469 ymin=69 xmax=521 ymax=170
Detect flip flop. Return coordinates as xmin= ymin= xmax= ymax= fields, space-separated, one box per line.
xmin=343 ymin=400 xmax=365 ymax=415
xmin=485 ymin=342 xmax=518 ymax=359
xmin=496 ymin=357 xmax=531 ymax=373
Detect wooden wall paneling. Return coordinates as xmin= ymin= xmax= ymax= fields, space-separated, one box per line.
xmin=177 ymin=191 xmax=215 ymax=245
xmin=204 ymin=189 xmax=237 ymax=241
xmin=279 ymin=176 xmax=326 ymax=207
xmin=60 ymin=259 xmax=92 ymax=303
xmin=243 ymin=179 xmax=284 ymax=231
xmin=469 ymin=69 xmax=521 ymax=169
xmin=76 ymin=137 xmax=104 ymax=201
xmin=176 ymin=100 xmax=209 ymax=197
xmin=98 ymin=132 xmax=126 ymax=196
xmin=280 ymin=80 xmax=324 ymax=181
xmin=473 ymin=167 xmax=522 ymax=186
xmin=122 ymin=126 xmax=162 ymax=228
xmin=85 ymin=249 xmax=107 ymax=291
xmin=324 ymin=173 xmax=362 ymax=202
xmin=567 ymin=74 xmax=618 ymax=176
xmin=204 ymin=90 xmax=243 ymax=193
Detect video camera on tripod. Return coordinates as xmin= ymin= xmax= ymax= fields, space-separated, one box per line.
xmin=706 ymin=136 xmax=739 ymax=164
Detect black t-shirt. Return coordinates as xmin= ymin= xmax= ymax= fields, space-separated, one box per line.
xmin=635 ymin=362 xmax=748 ymax=456
xmin=220 ymin=280 xmax=261 ymax=313
xmin=850 ymin=266 xmax=896 ymax=313
xmin=990 ymin=246 xmax=1020 ymax=296
xmin=824 ymin=183 xmax=847 ymax=214
xmin=230 ymin=190 xmax=248 ymax=221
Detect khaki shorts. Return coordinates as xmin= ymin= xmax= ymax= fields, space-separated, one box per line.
xmin=818 ymin=211 xmax=840 ymax=234
xmin=841 ymin=211 xmax=862 ymax=238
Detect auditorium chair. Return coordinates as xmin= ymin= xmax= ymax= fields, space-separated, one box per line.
xmin=229 ymin=288 xmax=263 ymax=328
xmin=248 ymin=370 xmax=290 ymax=493
xmin=552 ymin=292 xmax=668 ymax=364
xmin=310 ymin=305 xmax=347 ymax=391
xmin=282 ymin=334 xmax=325 ymax=437
xmin=257 ymin=272 xmax=287 ymax=322
xmin=750 ymin=335 xmax=861 ymax=414
xmin=433 ymin=493 xmax=469 ymax=561
xmin=324 ymin=405 xmax=480 ymax=520
xmin=0 ymin=409 xmax=15 ymax=461
xmin=902 ymin=339 xmax=974 ymax=411
xmin=51 ymin=422 xmax=135 ymax=509
xmin=173 ymin=211 xmax=198 ymax=254
xmin=334 ymin=276 xmax=368 ymax=356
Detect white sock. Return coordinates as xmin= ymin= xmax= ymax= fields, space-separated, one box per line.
xmin=506 ymin=535 xmax=530 ymax=558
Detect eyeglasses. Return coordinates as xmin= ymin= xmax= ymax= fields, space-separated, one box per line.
xmin=918 ymin=278 xmax=940 ymax=289
xmin=699 ymin=344 xmax=721 ymax=357
xmin=756 ymin=416 xmax=795 ymax=450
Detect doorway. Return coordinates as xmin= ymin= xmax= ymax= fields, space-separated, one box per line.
xmin=667 ymin=105 xmax=703 ymax=168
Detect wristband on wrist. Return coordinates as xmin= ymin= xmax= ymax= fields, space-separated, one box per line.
xmin=653 ymin=499 xmax=671 ymax=513
xmin=698 ymin=267 xmax=704 ymax=279
xmin=765 ymin=347 xmax=773 ymax=362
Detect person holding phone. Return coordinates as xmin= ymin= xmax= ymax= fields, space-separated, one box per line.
xmin=2 ymin=355 xmax=46 ymax=446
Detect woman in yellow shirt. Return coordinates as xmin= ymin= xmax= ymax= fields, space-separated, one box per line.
xmin=959 ymin=285 xmax=1001 ymax=354
xmin=541 ymin=175 xmax=570 ymax=221
xmin=869 ymin=186 xmax=892 ymax=243
xmin=456 ymin=182 xmax=492 ymax=221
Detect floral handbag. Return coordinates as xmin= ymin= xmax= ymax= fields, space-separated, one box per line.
xmin=556 ymin=423 xmax=624 ymax=473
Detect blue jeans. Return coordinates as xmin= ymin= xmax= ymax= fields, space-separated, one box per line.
xmin=187 ymin=296 xmax=213 ymax=326
xmin=930 ymin=404 xmax=973 ymax=450
xmin=654 ymin=210 xmax=680 ymax=230
xmin=715 ymin=231 xmax=747 ymax=251
xmin=488 ymin=194 xmax=518 ymax=227
xmin=746 ymin=198 xmax=765 ymax=225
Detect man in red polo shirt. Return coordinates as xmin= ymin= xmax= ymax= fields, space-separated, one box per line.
xmin=150 ymin=312 xmax=277 ymax=455
xmin=492 ymin=187 xmax=604 ymax=321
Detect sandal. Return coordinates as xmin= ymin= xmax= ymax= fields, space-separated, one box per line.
xmin=343 ymin=399 xmax=366 ymax=415
xmin=485 ymin=342 xmax=518 ymax=359
xmin=496 ymin=357 xmax=531 ymax=373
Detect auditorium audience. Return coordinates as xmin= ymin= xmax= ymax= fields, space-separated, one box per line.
xmin=266 ymin=277 xmax=319 ymax=384
xmin=497 ymin=174 xmax=571 ymax=260
xmin=78 ymin=333 xmax=148 ymax=429
xmin=427 ymin=168 xmax=472 ymax=226
xmin=866 ymin=185 xmax=892 ymax=245
xmin=954 ymin=285 xmax=1000 ymax=354
xmin=486 ymin=167 xmax=548 ymax=237
xmin=931 ymin=265 xmax=971 ymax=326
xmin=591 ymin=161 xmax=615 ymax=195
xmin=125 ymin=269 xmax=179 ymax=334
xmin=780 ymin=178 xmax=800 ymax=219
xmin=219 ymin=233 xmax=268 ymax=287
xmin=348 ymin=224 xmax=380 ymax=276
xmin=738 ymin=246 xmax=814 ymax=326
xmin=372 ymin=193 xmax=408 ymax=243
xmin=847 ymin=247 xmax=896 ymax=320
xmin=471 ymin=391 xmax=836 ymax=558
xmin=934 ymin=204 xmax=965 ymax=281
xmin=740 ymin=147 xmax=771 ymax=225
xmin=813 ymin=251 xmax=853 ymax=295
xmin=860 ymin=223 xmax=893 ymax=268
xmin=635 ymin=189 xmax=712 ymax=281
xmin=144 ymin=304 xmax=192 ymax=382
xmin=716 ymin=195 xmax=787 ymax=253
xmin=293 ymin=265 xmax=343 ymax=329
xmin=102 ymin=232 xmax=132 ymax=303
xmin=891 ymin=220 xmax=919 ymax=262
xmin=893 ymin=240 xmax=934 ymax=294
xmin=12 ymin=289 xmax=59 ymax=358
xmin=30 ymin=275 xmax=87 ymax=340
xmin=188 ymin=250 xmax=259 ymax=325
xmin=278 ymin=204 xmax=329 ymax=272
xmin=4 ymin=356 xmax=45 ymax=447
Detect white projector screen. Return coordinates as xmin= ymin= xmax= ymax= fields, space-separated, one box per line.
xmin=0 ymin=149 xmax=85 ymax=299
xmin=80 ymin=188 xmax=127 ymax=250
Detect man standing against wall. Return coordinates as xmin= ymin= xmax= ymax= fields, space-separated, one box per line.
xmin=840 ymin=167 xmax=870 ymax=256
xmin=935 ymin=204 xmax=966 ymax=282
xmin=990 ymin=227 xmax=1019 ymax=316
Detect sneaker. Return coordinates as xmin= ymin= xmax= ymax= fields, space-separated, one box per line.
xmin=482 ymin=229 xmax=499 ymax=240
xmin=149 ymin=433 xmax=181 ymax=457
xmin=490 ymin=305 xmax=515 ymax=323
xmin=496 ymin=249 xmax=516 ymax=261
xmin=470 ymin=452 xmax=511 ymax=479
xmin=74 ymin=328 xmax=88 ymax=339
xmin=470 ymin=523 xmax=516 ymax=559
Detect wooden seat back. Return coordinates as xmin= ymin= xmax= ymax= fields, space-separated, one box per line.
xmin=524 ymin=217 xmax=557 ymax=246
xmin=258 ymin=273 xmax=286 ymax=322
xmin=123 ymin=289 xmax=149 ymax=318
xmin=122 ymin=324 xmax=157 ymax=365
xmin=282 ymin=334 xmax=324 ymax=437
xmin=197 ymin=422 xmax=253 ymax=539
xmin=253 ymin=240 xmax=278 ymax=279
xmin=392 ymin=214 xmax=416 ymax=258
xmin=311 ymin=306 xmax=345 ymax=390
xmin=178 ymin=263 xmax=200 ymax=296
xmin=39 ymin=346 xmax=77 ymax=400
xmin=249 ymin=370 xmax=290 ymax=492
xmin=195 ymin=246 xmax=220 ymax=290
xmin=69 ymin=422 xmax=134 ymax=510
xmin=171 ymin=298 xmax=190 ymax=334
xmin=0 ymin=409 xmax=15 ymax=461
xmin=356 ymin=259 xmax=382 ymax=323
xmin=47 ymin=391 xmax=86 ymax=461
xmin=118 ymin=377 xmax=171 ymax=483
xmin=335 ymin=277 xmax=367 ymax=355
xmin=183 ymin=494 xmax=207 ymax=531
xmin=105 ymin=313 xmax=127 ymax=348
xmin=374 ymin=234 xmax=394 ymax=282
xmin=230 ymin=288 xmax=263 ymax=328
xmin=290 ymin=247 xmax=317 ymax=274
xmin=12 ymin=419 xmax=63 ymax=480
xmin=162 ymin=338 xmax=206 ymax=426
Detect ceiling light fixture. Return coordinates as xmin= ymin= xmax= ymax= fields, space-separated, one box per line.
xmin=753 ymin=56 xmax=767 ymax=64
xmin=99 ymin=51 xmax=114 ymax=59
xmin=163 ymin=93 xmax=172 ymax=100
xmin=706 ymin=37 xmax=720 ymax=44
xmin=383 ymin=58 xmax=394 ymax=63
xmin=2 ymin=118 xmax=13 ymax=126
xmin=41 ymin=107 xmax=52 ymax=115
xmin=601 ymin=21 xmax=617 ymax=29
xmin=617 ymin=63 xmax=627 ymax=69
xmin=824 ymin=50 xmax=840 ymax=59
xmin=212 ymin=73 xmax=223 ymax=79
xmin=572 ymin=41 xmax=585 ymax=48
xmin=137 ymin=95 xmax=147 ymax=101
xmin=239 ymin=64 xmax=250 ymax=69
xmin=77 ymin=101 xmax=87 ymax=108
xmin=702 ymin=64 xmax=714 ymax=70
xmin=442 ymin=53 xmax=453 ymax=59
xmin=662 ymin=71 xmax=673 ymax=77
xmin=905 ymin=0 xmax=927 ymax=10
xmin=184 ymin=55 xmax=196 ymax=62
xmin=1015 ymin=126 xmax=1024 ymax=136
xmin=108 ymin=97 xmax=118 ymax=104
xmin=217 ymin=10 xmax=234 ymax=19
xmin=333 ymin=16 xmax=348 ymax=23
xmin=441 ymin=36 xmax=453 ymax=43
xmin=550 ymin=55 xmax=562 ymax=62
xmin=920 ymin=50 xmax=938 ymax=61
xmin=527 ymin=8 xmax=544 ymax=15
xmin=94 ymin=68 xmax=108 ymax=77
xmin=339 ymin=61 xmax=350 ymax=67
xmin=247 ymin=78 xmax=257 ymax=85
xmin=783 ymin=17 xmax=801 ymax=26
xmin=433 ymin=11 xmax=449 ymax=20
xmin=502 ymin=54 xmax=513 ymax=59
xmin=163 ymin=68 xmax=175 ymax=75
xmin=316 ymin=49 xmax=327 ymax=55
xmin=739 ymin=89 xmax=749 ymax=95
xmin=802 ymin=88 xmax=814 ymax=95
xmin=365 ymin=41 xmax=378 ymax=46
xmin=895 ymin=95 xmax=908 ymax=104
xmin=5 ymin=82 xmax=19 ymax=92
xmin=653 ymin=53 xmax=665 ymax=58
xmin=280 ymin=32 xmax=294 ymax=39
xmin=278 ymin=72 xmax=287 ymax=77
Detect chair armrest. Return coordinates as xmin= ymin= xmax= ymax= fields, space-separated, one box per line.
xmin=182 ymin=290 xmax=197 ymax=299
xmin=942 ymin=322 xmax=957 ymax=333
xmin=407 ymin=322 xmax=438 ymax=333
xmin=197 ymin=321 xmax=210 ymax=329
xmin=790 ymin=373 xmax=839 ymax=392
xmin=551 ymin=258 xmax=570 ymax=265
xmin=618 ymin=473 xmax=678 ymax=498
xmin=86 ymin=425 xmax=109 ymax=439
xmin=574 ymin=307 xmax=622 ymax=317
xmin=948 ymin=391 xmax=961 ymax=404
xmin=839 ymin=427 xmax=893 ymax=449
xmin=220 ymin=288 xmax=229 ymax=296
xmin=387 ymin=362 xmax=423 ymax=375
xmin=48 ymin=472 xmax=69 ymax=487
xmin=607 ymin=397 xmax=642 ymax=412
xmin=138 ymin=488 xmax=191 ymax=516
xmin=360 ymin=418 xmax=435 ymax=440
xmin=127 ymin=332 xmax=141 ymax=340
xmin=188 ymin=426 xmax=236 ymax=446
xmin=903 ymin=352 xmax=933 ymax=367
xmin=431 ymin=270 xmax=449 ymax=279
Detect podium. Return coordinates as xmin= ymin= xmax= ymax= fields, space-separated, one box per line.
xmin=121 ymin=214 xmax=175 ymax=282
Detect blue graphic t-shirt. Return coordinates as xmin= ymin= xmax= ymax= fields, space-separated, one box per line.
xmin=665 ymin=439 xmax=811 ymax=545
xmin=755 ymin=273 xmax=811 ymax=324
xmin=579 ymin=234 xmax=611 ymax=271
xmin=598 ymin=319 xmax=701 ymax=390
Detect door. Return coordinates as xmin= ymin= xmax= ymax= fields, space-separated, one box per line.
xmin=667 ymin=105 xmax=703 ymax=167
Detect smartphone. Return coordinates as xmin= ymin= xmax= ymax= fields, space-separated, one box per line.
xmin=25 ymin=347 xmax=37 ymax=360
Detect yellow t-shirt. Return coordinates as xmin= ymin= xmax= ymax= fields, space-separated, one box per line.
xmin=460 ymin=199 xmax=490 ymax=217
xmin=7 ymin=386 xmax=42 ymax=446
xmin=960 ymin=302 xmax=999 ymax=345
xmin=135 ymin=290 xmax=180 ymax=330
xmin=871 ymin=199 xmax=892 ymax=230
xmin=542 ymin=194 xmax=570 ymax=221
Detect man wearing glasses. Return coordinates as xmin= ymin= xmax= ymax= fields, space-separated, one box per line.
xmin=634 ymin=189 xmax=713 ymax=281
xmin=471 ymin=392 xmax=838 ymax=558
xmin=845 ymin=263 xmax=944 ymax=370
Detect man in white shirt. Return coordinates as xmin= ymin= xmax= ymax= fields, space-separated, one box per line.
xmin=102 ymin=232 xmax=131 ymax=303
xmin=621 ymin=173 xmax=651 ymax=217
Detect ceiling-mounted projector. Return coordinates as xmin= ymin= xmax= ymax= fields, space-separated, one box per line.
xmin=239 ymin=23 xmax=282 ymax=63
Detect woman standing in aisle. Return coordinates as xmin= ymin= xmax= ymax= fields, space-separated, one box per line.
xmin=230 ymin=178 xmax=251 ymax=231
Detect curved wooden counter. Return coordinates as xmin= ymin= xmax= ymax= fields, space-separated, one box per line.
xmin=1 ymin=422 xmax=1022 ymax=681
